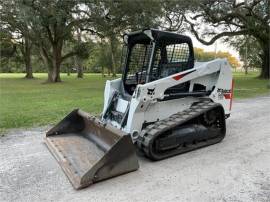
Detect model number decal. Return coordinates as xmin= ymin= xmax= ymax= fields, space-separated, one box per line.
xmin=217 ymin=88 xmax=231 ymax=93
xmin=217 ymin=88 xmax=232 ymax=100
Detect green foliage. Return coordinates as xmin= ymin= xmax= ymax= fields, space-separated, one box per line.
xmin=230 ymin=36 xmax=262 ymax=69
xmin=0 ymin=0 xmax=164 ymax=80
xmin=0 ymin=30 xmax=17 ymax=72
xmin=1 ymin=0 xmax=268 ymax=79
xmin=83 ymin=41 xmax=122 ymax=74
xmin=0 ymin=31 xmax=16 ymax=58
xmin=85 ymin=0 xmax=162 ymax=36
xmin=180 ymin=0 xmax=269 ymax=78
xmin=81 ymin=1 xmax=163 ymax=76
xmin=74 ymin=42 xmax=92 ymax=59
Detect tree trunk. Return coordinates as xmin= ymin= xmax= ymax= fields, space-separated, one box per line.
xmin=77 ymin=65 xmax=83 ymax=78
xmin=75 ymin=56 xmax=83 ymax=78
xmin=67 ymin=66 xmax=70 ymax=76
xmin=7 ymin=58 xmax=11 ymax=73
xmin=24 ymin=53 xmax=33 ymax=79
xmin=39 ymin=41 xmax=62 ymax=83
xmin=76 ymin=29 xmax=83 ymax=78
xmin=244 ymin=37 xmax=248 ymax=75
xmin=244 ymin=64 xmax=248 ymax=75
xmin=48 ymin=65 xmax=61 ymax=82
xmin=47 ymin=43 xmax=62 ymax=82
xmin=109 ymin=36 xmax=117 ymax=77
xmin=101 ymin=66 xmax=105 ymax=77
xmin=22 ymin=37 xmax=34 ymax=79
xmin=260 ymin=44 xmax=270 ymax=79
xmin=75 ymin=29 xmax=83 ymax=78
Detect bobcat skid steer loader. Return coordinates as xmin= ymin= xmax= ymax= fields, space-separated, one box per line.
xmin=45 ymin=29 xmax=233 ymax=189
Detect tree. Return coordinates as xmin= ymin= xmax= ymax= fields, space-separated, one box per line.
xmin=181 ymin=0 xmax=269 ymax=79
xmin=230 ymin=36 xmax=262 ymax=74
xmin=0 ymin=30 xmax=17 ymax=72
xmin=18 ymin=0 xmax=89 ymax=82
xmin=98 ymin=41 xmax=114 ymax=76
xmin=72 ymin=28 xmax=92 ymax=78
xmin=0 ymin=0 xmax=34 ymax=78
xmin=19 ymin=37 xmax=33 ymax=78
xmin=81 ymin=0 xmax=163 ymax=77
xmin=74 ymin=29 xmax=83 ymax=78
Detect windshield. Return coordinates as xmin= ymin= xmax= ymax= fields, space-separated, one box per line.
xmin=150 ymin=42 xmax=191 ymax=82
xmin=123 ymin=42 xmax=153 ymax=94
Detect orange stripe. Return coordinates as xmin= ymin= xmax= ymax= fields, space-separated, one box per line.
xmin=223 ymin=93 xmax=231 ymax=99
xmin=229 ymin=79 xmax=234 ymax=111
xmin=172 ymin=70 xmax=196 ymax=81
xmin=172 ymin=74 xmax=185 ymax=80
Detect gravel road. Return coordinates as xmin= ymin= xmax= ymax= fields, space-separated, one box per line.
xmin=1 ymin=95 xmax=270 ymax=202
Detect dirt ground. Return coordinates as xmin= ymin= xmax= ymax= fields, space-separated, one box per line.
xmin=1 ymin=95 xmax=270 ymax=202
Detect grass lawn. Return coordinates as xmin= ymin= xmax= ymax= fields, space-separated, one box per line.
xmin=0 ymin=73 xmax=111 ymax=132
xmin=0 ymin=72 xmax=269 ymax=132
xmin=233 ymin=71 xmax=269 ymax=98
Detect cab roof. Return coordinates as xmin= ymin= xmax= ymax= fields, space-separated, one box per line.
xmin=124 ymin=29 xmax=192 ymax=46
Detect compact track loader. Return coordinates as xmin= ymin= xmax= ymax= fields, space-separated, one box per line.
xmin=45 ymin=29 xmax=233 ymax=189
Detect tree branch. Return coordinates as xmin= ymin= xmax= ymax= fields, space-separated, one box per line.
xmin=46 ymin=25 xmax=54 ymax=44
xmin=80 ymin=28 xmax=105 ymax=38
xmin=61 ymin=51 xmax=77 ymax=62
xmin=186 ymin=16 xmax=248 ymax=45
xmin=41 ymin=46 xmax=50 ymax=62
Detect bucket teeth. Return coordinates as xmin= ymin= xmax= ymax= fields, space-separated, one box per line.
xmin=45 ymin=109 xmax=139 ymax=189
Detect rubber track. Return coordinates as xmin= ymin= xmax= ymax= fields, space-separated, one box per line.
xmin=137 ymin=100 xmax=226 ymax=160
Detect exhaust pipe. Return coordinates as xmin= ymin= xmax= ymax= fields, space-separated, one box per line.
xmin=45 ymin=109 xmax=139 ymax=189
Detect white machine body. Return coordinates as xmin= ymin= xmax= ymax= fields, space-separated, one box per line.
xmin=102 ymin=58 xmax=233 ymax=141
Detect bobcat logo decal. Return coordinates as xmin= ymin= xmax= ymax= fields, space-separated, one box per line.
xmin=147 ymin=88 xmax=155 ymax=95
